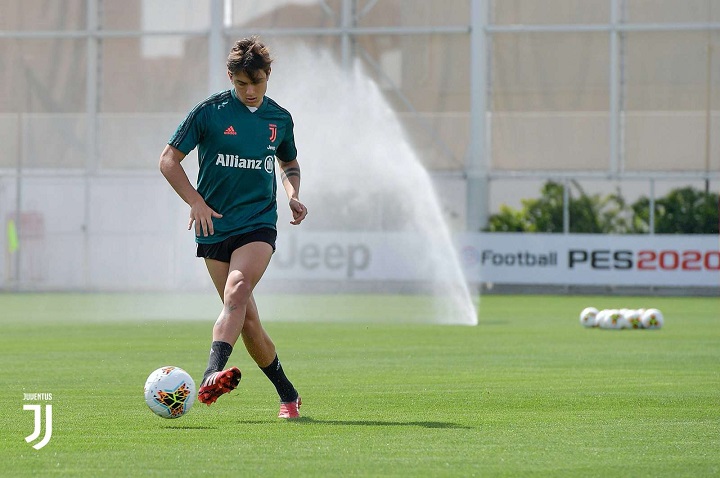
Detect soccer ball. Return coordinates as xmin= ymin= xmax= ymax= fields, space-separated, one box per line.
xmin=144 ymin=366 xmax=196 ymax=419
xmin=623 ymin=309 xmax=643 ymax=329
xmin=595 ymin=309 xmax=609 ymax=328
xmin=579 ymin=307 xmax=599 ymax=327
xmin=605 ymin=309 xmax=623 ymax=329
xmin=641 ymin=308 xmax=664 ymax=329
xmin=600 ymin=309 xmax=625 ymax=329
xmin=617 ymin=309 xmax=632 ymax=329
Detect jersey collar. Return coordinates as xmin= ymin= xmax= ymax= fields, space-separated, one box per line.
xmin=230 ymin=88 xmax=268 ymax=113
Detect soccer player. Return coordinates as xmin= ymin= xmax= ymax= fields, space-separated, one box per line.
xmin=159 ymin=37 xmax=306 ymax=419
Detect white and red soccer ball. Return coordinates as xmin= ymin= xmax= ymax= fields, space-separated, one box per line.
xmin=144 ymin=366 xmax=196 ymax=419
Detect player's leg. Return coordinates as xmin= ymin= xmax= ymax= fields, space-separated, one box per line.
xmin=198 ymin=241 xmax=273 ymax=405
xmin=217 ymin=241 xmax=273 ymax=342
xmin=241 ymin=294 xmax=276 ymax=365
xmin=197 ymin=257 xmax=238 ymax=405
xmin=242 ymin=293 xmax=301 ymax=418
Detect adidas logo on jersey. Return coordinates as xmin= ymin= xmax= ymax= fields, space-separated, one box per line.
xmin=224 ymin=126 xmax=237 ymax=135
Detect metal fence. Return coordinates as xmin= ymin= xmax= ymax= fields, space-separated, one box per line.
xmin=1 ymin=0 xmax=718 ymax=290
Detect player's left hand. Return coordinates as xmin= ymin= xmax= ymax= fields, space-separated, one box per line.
xmin=289 ymin=198 xmax=307 ymax=225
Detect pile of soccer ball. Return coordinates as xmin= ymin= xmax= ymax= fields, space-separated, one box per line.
xmin=579 ymin=307 xmax=664 ymax=330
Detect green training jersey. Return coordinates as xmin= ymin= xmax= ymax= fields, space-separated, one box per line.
xmin=169 ymin=89 xmax=297 ymax=244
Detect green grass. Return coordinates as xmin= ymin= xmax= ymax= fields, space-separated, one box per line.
xmin=0 ymin=293 xmax=718 ymax=477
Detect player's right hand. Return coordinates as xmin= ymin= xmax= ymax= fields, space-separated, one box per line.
xmin=188 ymin=200 xmax=223 ymax=237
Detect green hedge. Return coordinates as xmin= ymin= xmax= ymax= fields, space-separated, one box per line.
xmin=486 ymin=181 xmax=719 ymax=234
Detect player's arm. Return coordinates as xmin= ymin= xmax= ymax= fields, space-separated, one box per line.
xmin=159 ymin=144 xmax=222 ymax=236
xmin=278 ymin=159 xmax=307 ymax=225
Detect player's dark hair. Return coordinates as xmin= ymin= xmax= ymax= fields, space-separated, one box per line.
xmin=227 ymin=36 xmax=272 ymax=82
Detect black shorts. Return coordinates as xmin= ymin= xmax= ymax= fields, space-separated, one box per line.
xmin=196 ymin=228 xmax=277 ymax=263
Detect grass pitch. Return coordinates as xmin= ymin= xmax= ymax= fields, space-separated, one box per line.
xmin=1 ymin=293 xmax=718 ymax=477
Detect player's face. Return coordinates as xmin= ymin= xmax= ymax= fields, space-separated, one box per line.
xmin=229 ymin=70 xmax=268 ymax=108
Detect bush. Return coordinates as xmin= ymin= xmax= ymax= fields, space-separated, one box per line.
xmin=632 ymin=186 xmax=719 ymax=234
xmin=485 ymin=182 xmax=719 ymax=234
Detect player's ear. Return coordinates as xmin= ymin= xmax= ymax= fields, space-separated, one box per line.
xmin=266 ymin=68 xmax=271 ymax=80
xmin=227 ymin=71 xmax=233 ymax=82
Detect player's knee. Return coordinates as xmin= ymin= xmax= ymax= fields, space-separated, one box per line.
xmin=225 ymin=270 xmax=252 ymax=304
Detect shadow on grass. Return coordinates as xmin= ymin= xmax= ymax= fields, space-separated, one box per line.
xmin=239 ymin=418 xmax=472 ymax=429
xmin=161 ymin=425 xmax=217 ymax=430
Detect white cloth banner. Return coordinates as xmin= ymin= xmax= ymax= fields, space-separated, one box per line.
xmin=457 ymin=233 xmax=720 ymax=287
xmin=266 ymin=232 xmax=720 ymax=287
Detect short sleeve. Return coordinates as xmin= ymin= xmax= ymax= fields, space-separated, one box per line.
xmin=276 ymin=117 xmax=297 ymax=162
xmin=168 ymin=105 xmax=206 ymax=154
